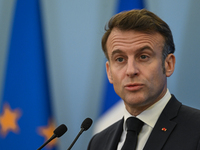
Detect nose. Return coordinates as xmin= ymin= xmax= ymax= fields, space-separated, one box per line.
xmin=126 ymin=59 xmax=139 ymax=77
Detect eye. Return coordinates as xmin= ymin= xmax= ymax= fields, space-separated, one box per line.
xmin=116 ymin=57 xmax=124 ymax=62
xmin=140 ymin=55 xmax=149 ymax=60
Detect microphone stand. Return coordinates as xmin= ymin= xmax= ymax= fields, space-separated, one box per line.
xmin=67 ymin=128 xmax=84 ymax=150
xmin=37 ymin=134 xmax=56 ymax=150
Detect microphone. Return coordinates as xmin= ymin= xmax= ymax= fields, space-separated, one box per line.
xmin=37 ymin=124 xmax=68 ymax=150
xmin=67 ymin=118 xmax=93 ymax=150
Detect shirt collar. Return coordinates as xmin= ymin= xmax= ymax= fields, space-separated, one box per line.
xmin=123 ymin=89 xmax=171 ymax=130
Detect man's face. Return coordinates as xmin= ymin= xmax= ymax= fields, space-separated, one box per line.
xmin=106 ymin=28 xmax=175 ymax=115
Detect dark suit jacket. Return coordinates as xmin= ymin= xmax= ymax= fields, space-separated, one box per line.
xmin=88 ymin=95 xmax=200 ymax=150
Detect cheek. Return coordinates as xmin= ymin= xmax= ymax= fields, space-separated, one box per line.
xmin=152 ymin=68 xmax=166 ymax=89
xmin=110 ymin=69 xmax=126 ymax=89
xmin=111 ymin=73 xmax=122 ymax=86
xmin=144 ymin=63 xmax=165 ymax=85
xmin=111 ymin=67 xmax=126 ymax=80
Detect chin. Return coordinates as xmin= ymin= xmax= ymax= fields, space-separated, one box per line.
xmin=125 ymin=94 xmax=149 ymax=105
xmin=126 ymin=98 xmax=146 ymax=106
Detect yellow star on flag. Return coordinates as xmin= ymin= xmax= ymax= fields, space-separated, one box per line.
xmin=0 ymin=103 xmax=21 ymax=137
xmin=38 ymin=119 xmax=57 ymax=149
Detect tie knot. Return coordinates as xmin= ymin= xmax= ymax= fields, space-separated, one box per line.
xmin=126 ymin=117 xmax=144 ymax=134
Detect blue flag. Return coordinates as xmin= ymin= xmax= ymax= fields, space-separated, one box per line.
xmin=0 ymin=0 xmax=57 ymax=149
xmin=94 ymin=0 xmax=144 ymax=133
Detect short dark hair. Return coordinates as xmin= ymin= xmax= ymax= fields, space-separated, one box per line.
xmin=102 ymin=9 xmax=175 ymax=63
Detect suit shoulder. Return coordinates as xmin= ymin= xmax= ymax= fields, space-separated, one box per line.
xmin=172 ymin=103 xmax=200 ymax=130
xmin=87 ymin=119 xmax=123 ymax=150
xmin=168 ymin=95 xmax=200 ymax=123
xmin=180 ymin=104 xmax=200 ymax=120
xmin=94 ymin=119 xmax=123 ymax=137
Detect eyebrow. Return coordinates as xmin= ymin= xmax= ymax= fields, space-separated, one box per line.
xmin=111 ymin=45 xmax=153 ymax=58
xmin=138 ymin=45 xmax=153 ymax=52
xmin=111 ymin=49 xmax=124 ymax=58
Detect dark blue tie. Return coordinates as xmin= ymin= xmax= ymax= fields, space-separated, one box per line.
xmin=121 ymin=117 xmax=144 ymax=150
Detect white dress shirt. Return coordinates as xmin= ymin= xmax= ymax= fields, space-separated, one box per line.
xmin=117 ymin=89 xmax=171 ymax=150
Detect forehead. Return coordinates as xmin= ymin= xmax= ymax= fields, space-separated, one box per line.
xmin=106 ymin=28 xmax=165 ymax=56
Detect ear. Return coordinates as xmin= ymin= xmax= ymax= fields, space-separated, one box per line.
xmin=165 ymin=54 xmax=176 ymax=77
xmin=106 ymin=61 xmax=113 ymax=84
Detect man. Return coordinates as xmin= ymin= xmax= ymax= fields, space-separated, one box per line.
xmin=87 ymin=9 xmax=200 ymax=150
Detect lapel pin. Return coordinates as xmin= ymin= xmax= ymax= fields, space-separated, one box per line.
xmin=162 ymin=128 xmax=167 ymax=131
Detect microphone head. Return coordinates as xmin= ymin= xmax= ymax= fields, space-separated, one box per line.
xmin=81 ymin=118 xmax=93 ymax=131
xmin=54 ymin=124 xmax=68 ymax=138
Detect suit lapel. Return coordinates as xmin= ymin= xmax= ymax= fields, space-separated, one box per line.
xmin=143 ymin=95 xmax=181 ymax=150
xmin=106 ymin=118 xmax=124 ymax=150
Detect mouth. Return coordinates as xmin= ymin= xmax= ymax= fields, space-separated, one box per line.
xmin=124 ymin=83 xmax=144 ymax=91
